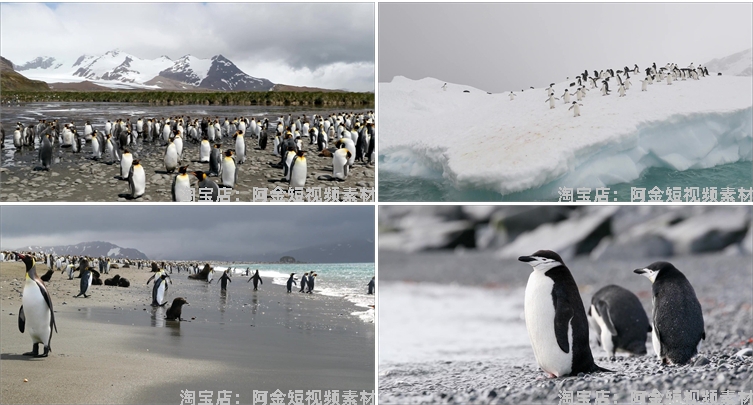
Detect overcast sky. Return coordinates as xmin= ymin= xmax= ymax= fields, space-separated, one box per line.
xmin=0 ymin=3 xmax=374 ymax=91
xmin=0 ymin=206 xmax=374 ymax=261
xmin=379 ymin=3 xmax=752 ymax=93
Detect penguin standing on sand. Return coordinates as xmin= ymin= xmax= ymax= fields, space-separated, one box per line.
xmin=218 ymin=270 xmax=232 ymax=291
xmin=75 ymin=266 xmax=98 ymax=298
xmin=151 ymin=273 xmax=169 ymax=307
xmin=307 ymin=273 xmax=317 ymax=294
xmin=17 ymin=254 xmax=58 ymax=357
xmin=634 ymin=262 xmax=705 ymax=365
xmin=286 ymin=273 xmax=297 ymax=293
xmin=247 ymin=269 xmax=263 ymax=291
xmin=587 ymin=285 xmax=651 ymax=359
xmin=165 ymin=140 xmax=179 ymax=173
xmin=299 ymin=272 xmax=309 ymax=292
xmin=234 ymin=131 xmax=246 ymax=164
xmin=568 ymin=102 xmax=583 ymax=117
xmin=518 ymin=250 xmax=609 ymax=377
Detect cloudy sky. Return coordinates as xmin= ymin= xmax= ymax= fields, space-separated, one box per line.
xmin=0 ymin=3 xmax=375 ymax=91
xmin=379 ymin=3 xmax=752 ymax=92
xmin=0 ymin=206 xmax=374 ymax=261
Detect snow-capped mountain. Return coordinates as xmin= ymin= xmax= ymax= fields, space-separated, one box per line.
xmin=13 ymin=50 xmax=275 ymax=90
xmin=704 ymin=48 xmax=752 ymax=76
xmin=14 ymin=56 xmax=62 ymax=71
xmin=18 ymin=241 xmax=149 ymax=260
xmin=198 ymin=55 xmax=274 ymax=91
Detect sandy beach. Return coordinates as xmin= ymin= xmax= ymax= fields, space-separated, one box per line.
xmin=1 ymin=105 xmax=375 ymax=202
xmin=1 ymin=261 xmax=374 ymax=404
xmin=378 ymin=251 xmax=753 ymax=404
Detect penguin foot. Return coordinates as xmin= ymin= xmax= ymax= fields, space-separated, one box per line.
xmin=22 ymin=351 xmax=36 ymax=356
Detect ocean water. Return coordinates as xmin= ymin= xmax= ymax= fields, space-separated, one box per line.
xmin=216 ymin=262 xmax=375 ymax=323
xmin=379 ymin=160 xmax=753 ymax=202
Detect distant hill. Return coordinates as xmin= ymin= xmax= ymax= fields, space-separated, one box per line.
xmin=272 ymin=83 xmax=346 ymax=93
xmin=17 ymin=241 xmax=148 ymax=260
xmin=255 ymin=239 xmax=375 ymax=263
xmin=704 ymin=48 xmax=752 ymax=76
xmin=0 ymin=56 xmax=49 ymax=91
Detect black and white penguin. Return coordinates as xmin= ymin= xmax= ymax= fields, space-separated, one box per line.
xmin=165 ymin=140 xmax=179 ymax=173
xmin=17 ymin=254 xmax=58 ymax=357
xmin=151 ymin=273 xmax=170 ymax=307
xmin=367 ymin=276 xmax=375 ymax=295
xmin=192 ymin=171 xmax=219 ymax=202
xmin=518 ymin=250 xmax=609 ymax=377
xmin=289 ymin=150 xmax=307 ymax=187
xmin=209 ymin=143 xmax=222 ymax=176
xmin=172 ymin=165 xmax=192 ymax=202
xmin=128 ymin=159 xmax=146 ymax=199
xmin=634 ymin=262 xmax=705 ymax=365
xmin=587 ymin=285 xmax=651 ymax=358
xmin=39 ymin=134 xmax=53 ymax=171
xmin=306 ymin=273 xmax=317 ymax=293
xmin=165 ymin=297 xmax=189 ymax=321
xmin=286 ymin=273 xmax=297 ymax=293
xmin=219 ymin=270 xmax=232 ymax=291
xmin=299 ymin=272 xmax=309 ymax=292
xmin=247 ymin=269 xmax=263 ymax=291
xmin=75 ymin=267 xmax=98 ymax=298
xmin=220 ymin=150 xmax=237 ymax=188
xmin=120 ymin=149 xmax=133 ymax=179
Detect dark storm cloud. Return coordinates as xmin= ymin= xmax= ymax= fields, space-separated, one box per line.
xmin=0 ymin=206 xmax=375 ymax=260
xmin=379 ymin=3 xmax=752 ymax=93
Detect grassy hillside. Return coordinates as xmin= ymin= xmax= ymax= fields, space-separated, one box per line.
xmin=0 ymin=56 xmax=50 ymax=92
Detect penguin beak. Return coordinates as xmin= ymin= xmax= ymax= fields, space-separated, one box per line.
xmin=633 ymin=268 xmax=646 ymax=274
xmin=518 ymin=256 xmax=535 ymax=263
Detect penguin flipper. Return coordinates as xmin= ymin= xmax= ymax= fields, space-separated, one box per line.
xmin=35 ymin=279 xmax=57 ymax=333
xmin=18 ymin=305 xmax=25 ymax=333
xmin=595 ymin=300 xmax=618 ymax=336
xmin=552 ymin=292 xmax=574 ymax=354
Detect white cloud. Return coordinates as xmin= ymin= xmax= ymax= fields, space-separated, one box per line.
xmin=0 ymin=3 xmax=374 ymax=91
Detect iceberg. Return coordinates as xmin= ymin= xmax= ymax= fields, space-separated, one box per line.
xmin=380 ymin=75 xmax=753 ymax=197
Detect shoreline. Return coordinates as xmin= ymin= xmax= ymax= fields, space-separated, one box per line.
xmin=1 ymin=262 xmax=374 ymax=404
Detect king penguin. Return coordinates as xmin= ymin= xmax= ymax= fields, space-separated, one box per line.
xmin=634 ymin=262 xmax=705 ymax=365
xmin=289 ymin=150 xmax=307 ymax=187
xmin=128 ymin=159 xmax=146 ymax=199
xmin=151 ymin=273 xmax=170 ymax=307
xmin=17 ymin=254 xmax=58 ymax=357
xmin=172 ymin=165 xmax=192 ymax=202
xmin=518 ymin=250 xmax=609 ymax=377
xmin=587 ymin=285 xmax=651 ymax=358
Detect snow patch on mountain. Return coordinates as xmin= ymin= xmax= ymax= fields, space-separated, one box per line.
xmin=704 ymin=48 xmax=752 ymax=77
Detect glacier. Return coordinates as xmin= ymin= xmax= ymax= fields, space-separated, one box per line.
xmin=380 ymin=75 xmax=753 ymax=197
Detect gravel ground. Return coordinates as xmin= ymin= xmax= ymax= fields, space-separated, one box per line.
xmin=378 ymin=251 xmax=753 ymax=404
xmin=1 ymin=105 xmax=374 ymax=202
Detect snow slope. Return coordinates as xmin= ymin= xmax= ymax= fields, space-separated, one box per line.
xmin=704 ymin=48 xmax=752 ymax=77
xmin=380 ymin=75 xmax=752 ymax=196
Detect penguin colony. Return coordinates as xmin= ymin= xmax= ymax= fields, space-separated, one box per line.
xmin=504 ymin=62 xmax=713 ymax=118
xmin=518 ymin=250 xmax=704 ymax=378
xmin=6 ymin=251 xmax=375 ymax=358
xmin=3 ymin=112 xmax=375 ymax=201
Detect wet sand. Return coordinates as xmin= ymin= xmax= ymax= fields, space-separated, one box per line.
xmin=378 ymin=251 xmax=753 ymax=404
xmin=1 ymin=105 xmax=374 ymax=202
xmin=0 ymin=262 xmax=374 ymax=404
